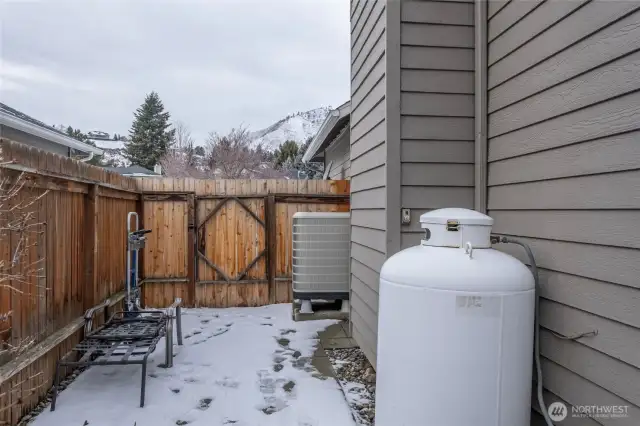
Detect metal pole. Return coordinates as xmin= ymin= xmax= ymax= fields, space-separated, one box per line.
xmin=134 ymin=214 xmax=140 ymax=307
xmin=176 ymin=305 xmax=183 ymax=346
xmin=165 ymin=317 xmax=174 ymax=368
xmin=126 ymin=212 xmax=138 ymax=311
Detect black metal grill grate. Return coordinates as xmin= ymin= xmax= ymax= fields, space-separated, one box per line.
xmin=88 ymin=319 xmax=165 ymax=341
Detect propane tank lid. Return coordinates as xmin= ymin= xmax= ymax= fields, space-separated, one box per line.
xmin=420 ymin=208 xmax=493 ymax=248
xmin=420 ymin=208 xmax=493 ymax=227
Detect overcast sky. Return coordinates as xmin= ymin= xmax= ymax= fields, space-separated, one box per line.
xmin=0 ymin=0 xmax=350 ymax=143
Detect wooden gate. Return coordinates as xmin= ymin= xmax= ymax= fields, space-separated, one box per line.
xmin=195 ymin=195 xmax=269 ymax=307
xmin=137 ymin=179 xmax=350 ymax=308
xmin=141 ymin=193 xmax=194 ymax=307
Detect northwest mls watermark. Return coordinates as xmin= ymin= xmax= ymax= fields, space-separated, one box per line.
xmin=548 ymin=402 xmax=630 ymax=421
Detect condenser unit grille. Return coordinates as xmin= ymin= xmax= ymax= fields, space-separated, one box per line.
xmin=292 ymin=212 xmax=350 ymax=297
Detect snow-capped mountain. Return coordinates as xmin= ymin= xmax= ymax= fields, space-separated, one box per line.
xmin=90 ymin=106 xmax=332 ymax=167
xmin=250 ymin=107 xmax=331 ymax=151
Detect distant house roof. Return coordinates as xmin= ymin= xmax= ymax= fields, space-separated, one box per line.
xmin=303 ymin=101 xmax=350 ymax=163
xmin=105 ymin=165 xmax=160 ymax=176
xmin=0 ymin=103 xmax=103 ymax=156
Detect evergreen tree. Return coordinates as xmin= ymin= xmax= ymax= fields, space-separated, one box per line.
xmin=194 ymin=145 xmax=205 ymax=157
xmin=66 ymin=126 xmax=88 ymax=142
xmin=124 ymin=91 xmax=175 ymax=169
xmin=294 ymin=137 xmax=324 ymax=179
xmin=273 ymin=140 xmax=299 ymax=168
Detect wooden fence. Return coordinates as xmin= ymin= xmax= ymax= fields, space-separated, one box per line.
xmin=0 ymin=140 xmax=138 ymax=425
xmin=136 ymin=178 xmax=350 ymax=308
xmin=0 ymin=140 xmax=350 ymax=425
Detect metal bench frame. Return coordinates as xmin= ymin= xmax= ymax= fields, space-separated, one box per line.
xmin=50 ymin=298 xmax=183 ymax=411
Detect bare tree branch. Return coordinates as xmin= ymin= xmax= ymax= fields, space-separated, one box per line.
xmin=159 ymin=123 xmax=286 ymax=179
xmin=159 ymin=121 xmax=203 ymax=178
xmin=0 ymin=156 xmax=48 ymax=364
xmin=173 ymin=121 xmax=194 ymax=151
xmin=204 ymin=126 xmax=282 ymax=179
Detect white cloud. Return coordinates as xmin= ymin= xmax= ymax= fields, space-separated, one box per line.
xmin=0 ymin=59 xmax=130 ymax=95
xmin=0 ymin=60 xmax=60 ymax=85
xmin=0 ymin=0 xmax=350 ymax=140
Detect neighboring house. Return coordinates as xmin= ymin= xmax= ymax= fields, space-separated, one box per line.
xmin=306 ymin=1 xmax=640 ymax=423
xmin=0 ymin=103 xmax=103 ymax=158
xmin=105 ymin=165 xmax=161 ymax=177
xmin=303 ymin=101 xmax=351 ymax=180
xmin=87 ymin=130 xmax=110 ymax=140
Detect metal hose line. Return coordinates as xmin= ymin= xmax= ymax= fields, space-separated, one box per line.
xmin=494 ymin=236 xmax=554 ymax=426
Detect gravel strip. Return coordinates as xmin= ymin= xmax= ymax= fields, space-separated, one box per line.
xmin=326 ymin=348 xmax=376 ymax=426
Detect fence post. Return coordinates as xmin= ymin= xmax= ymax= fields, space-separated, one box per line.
xmin=266 ymin=194 xmax=277 ymax=304
xmin=136 ymin=192 xmax=145 ymax=307
xmin=187 ymin=194 xmax=196 ymax=307
xmin=84 ymin=184 xmax=99 ymax=311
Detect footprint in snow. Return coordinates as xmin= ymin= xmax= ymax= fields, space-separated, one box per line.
xmin=215 ymin=377 xmax=240 ymax=389
xmin=211 ymin=327 xmax=229 ymax=337
xmin=276 ymin=337 xmax=290 ymax=348
xmin=197 ymin=397 xmax=214 ymax=410
xmin=283 ymin=380 xmax=296 ymax=393
xmin=257 ymin=371 xmax=276 ymax=395
xmin=259 ymin=398 xmax=289 ymax=415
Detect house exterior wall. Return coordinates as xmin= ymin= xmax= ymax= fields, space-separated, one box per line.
xmin=486 ymin=1 xmax=640 ymax=423
xmin=325 ymin=131 xmax=351 ymax=179
xmin=399 ymin=0 xmax=475 ymax=249
xmin=350 ymin=1 xmax=640 ymax=419
xmin=0 ymin=125 xmax=69 ymax=157
xmin=349 ymin=0 xmax=388 ymax=365
xmin=349 ymin=0 xmax=477 ymax=369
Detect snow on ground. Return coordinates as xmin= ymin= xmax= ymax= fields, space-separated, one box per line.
xmin=32 ymin=304 xmax=356 ymax=426
xmin=327 ymin=350 xmax=376 ymax=426
xmin=339 ymin=382 xmax=373 ymax=426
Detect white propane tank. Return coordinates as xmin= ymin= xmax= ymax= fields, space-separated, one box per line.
xmin=375 ymin=208 xmax=535 ymax=426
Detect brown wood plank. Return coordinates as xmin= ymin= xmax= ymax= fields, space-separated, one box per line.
xmin=225 ymin=181 xmax=237 ymax=307
xmin=205 ymin=200 xmax=217 ymax=282
xmin=187 ymin=194 xmax=195 ymax=307
xmin=83 ymin=185 xmax=98 ymax=310
xmin=214 ymin=181 xmax=228 ymax=307
xmin=266 ymin=195 xmax=277 ymax=304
